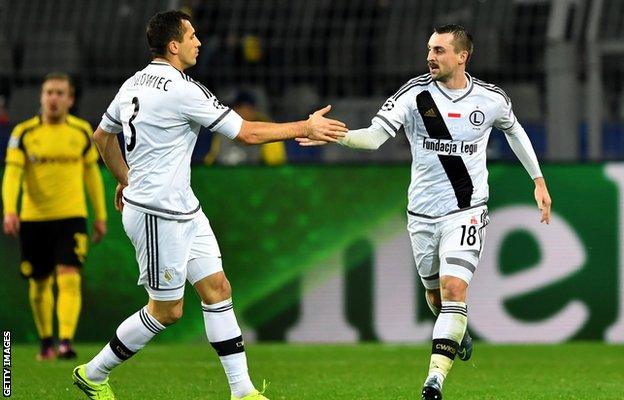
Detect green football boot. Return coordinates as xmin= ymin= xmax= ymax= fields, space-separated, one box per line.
xmin=72 ymin=364 xmax=117 ymax=399
xmin=231 ymin=380 xmax=269 ymax=400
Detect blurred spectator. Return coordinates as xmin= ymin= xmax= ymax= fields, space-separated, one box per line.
xmin=204 ymin=90 xmax=287 ymax=166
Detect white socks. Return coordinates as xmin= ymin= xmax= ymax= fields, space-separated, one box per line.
xmin=84 ymin=299 xmax=254 ymax=398
xmin=428 ymin=301 xmax=468 ymax=385
xmin=202 ymin=298 xmax=255 ymax=398
xmin=86 ymin=307 xmax=165 ymax=383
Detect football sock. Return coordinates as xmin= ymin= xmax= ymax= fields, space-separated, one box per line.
xmin=56 ymin=272 xmax=81 ymax=340
xmin=86 ymin=306 xmax=165 ymax=383
xmin=427 ymin=301 xmax=468 ymax=385
xmin=28 ymin=276 xmax=54 ymax=339
xmin=202 ymin=299 xmax=255 ymax=398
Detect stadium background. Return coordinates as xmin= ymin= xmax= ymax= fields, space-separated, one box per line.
xmin=1 ymin=0 xmax=624 ymax=347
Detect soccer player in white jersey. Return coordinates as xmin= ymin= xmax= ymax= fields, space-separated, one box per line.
xmin=71 ymin=10 xmax=347 ymax=400
xmin=298 ymin=24 xmax=552 ymax=400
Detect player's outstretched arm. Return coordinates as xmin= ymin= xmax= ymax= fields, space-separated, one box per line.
xmin=93 ymin=127 xmax=129 ymax=186
xmin=297 ymin=123 xmax=391 ymax=150
xmin=235 ymin=105 xmax=347 ymax=145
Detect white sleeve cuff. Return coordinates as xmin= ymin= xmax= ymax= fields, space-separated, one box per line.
xmin=210 ymin=109 xmax=244 ymax=140
xmin=99 ymin=112 xmax=123 ymax=134
xmin=371 ymin=114 xmax=400 ymax=137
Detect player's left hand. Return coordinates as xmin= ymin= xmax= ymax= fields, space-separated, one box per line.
xmin=92 ymin=220 xmax=107 ymax=244
xmin=534 ymin=177 xmax=552 ymax=224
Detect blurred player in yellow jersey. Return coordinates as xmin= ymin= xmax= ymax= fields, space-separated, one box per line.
xmin=1 ymin=72 xmax=108 ymax=360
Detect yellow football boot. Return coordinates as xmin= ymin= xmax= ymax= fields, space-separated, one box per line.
xmin=72 ymin=364 xmax=117 ymax=400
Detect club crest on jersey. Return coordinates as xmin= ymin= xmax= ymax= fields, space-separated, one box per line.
xmin=469 ymin=110 xmax=485 ymax=126
xmin=470 ymin=216 xmax=478 ymax=225
xmin=381 ymin=99 xmax=395 ymax=111
xmin=163 ymin=268 xmax=175 ymax=282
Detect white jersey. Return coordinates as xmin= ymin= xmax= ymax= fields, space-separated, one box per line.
xmin=99 ymin=61 xmax=243 ymax=220
xmin=373 ymin=72 xmax=515 ymax=218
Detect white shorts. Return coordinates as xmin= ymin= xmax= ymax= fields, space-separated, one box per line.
xmin=122 ymin=207 xmax=223 ymax=301
xmin=407 ymin=205 xmax=489 ymax=290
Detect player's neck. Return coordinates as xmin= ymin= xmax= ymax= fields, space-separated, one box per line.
xmin=153 ymin=57 xmax=185 ymax=73
xmin=438 ymin=71 xmax=468 ymax=91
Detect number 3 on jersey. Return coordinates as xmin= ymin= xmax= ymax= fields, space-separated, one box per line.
xmin=125 ymin=97 xmax=140 ymax=152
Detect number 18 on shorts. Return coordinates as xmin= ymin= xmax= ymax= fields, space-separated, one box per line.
xmin=408 ymin=206 xmax=490 ymax=289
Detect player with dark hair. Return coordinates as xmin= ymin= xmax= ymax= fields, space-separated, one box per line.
xmin=298 ymin=24 xmax=552 ymax=400
xmin=71 ymin=10 xmax=347 ymax=400
xmin=2 ymin=72 xmax=107 ymax=361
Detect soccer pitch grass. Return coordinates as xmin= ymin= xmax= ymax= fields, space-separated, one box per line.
xmin=11 ymin=342 xmax=624 ymax=399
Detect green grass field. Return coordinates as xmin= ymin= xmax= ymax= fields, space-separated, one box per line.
xmin=9 ymin=342 xmax=624 ymax=399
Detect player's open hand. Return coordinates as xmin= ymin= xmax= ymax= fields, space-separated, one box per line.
xmin=306 ymin=105 xmax=348 ymax=142
xmin=3 ymin=213 xmax=20 ymax=237
xmin=534 ymin=177 xmax=552 ymax=224
xmin=115 ymin=183 xmax=127 ymax=212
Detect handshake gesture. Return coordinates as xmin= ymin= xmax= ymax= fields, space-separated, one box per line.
xmin=304 ymin=105 xmax=348 ymax=143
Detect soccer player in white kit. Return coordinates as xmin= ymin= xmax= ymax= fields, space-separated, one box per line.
xmin=298 ymin=25 xmax=552 ymax=400
xmin=71 ymin=10 xmax=348 ymax=400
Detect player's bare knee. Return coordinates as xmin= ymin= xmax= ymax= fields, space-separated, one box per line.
xmin=149 ymin=300 xmax=184 ymax=325
xmin=440 ymin=277 xmax=467 ymax=301
xmin=204 ymin=279 xmax=231 ymax=303
xmin=159 ymin=307 xmax=183 ymax=325
xmin=168 ymin=305 xmax=184 ymax=323
xmin=200 ymin=273 xmax=231 ymax=302
xmin=216 ymin=277 xmax=232 ymax=298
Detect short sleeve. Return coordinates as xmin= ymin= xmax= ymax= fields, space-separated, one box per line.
xmin=493 ymin=96 xmax=517 ymax=131
xmin=99 ymin=84 xmax=125 ymax=134
xmin=371 ymin=93 xmax=411 ymax=137
xmin=179 ymin=81 xmax=243 ymax=139
xmin=5 ymin=125 xmax=25 ymax=167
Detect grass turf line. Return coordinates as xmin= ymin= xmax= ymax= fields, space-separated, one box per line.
xmin=11 ymin=342 xmax=624 ymax=399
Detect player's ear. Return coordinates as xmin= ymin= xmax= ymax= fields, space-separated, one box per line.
xmin=168 ymin=40 xmax=179 ymax=56
xmin=459 ymin=50 xmax=469 ymax=65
